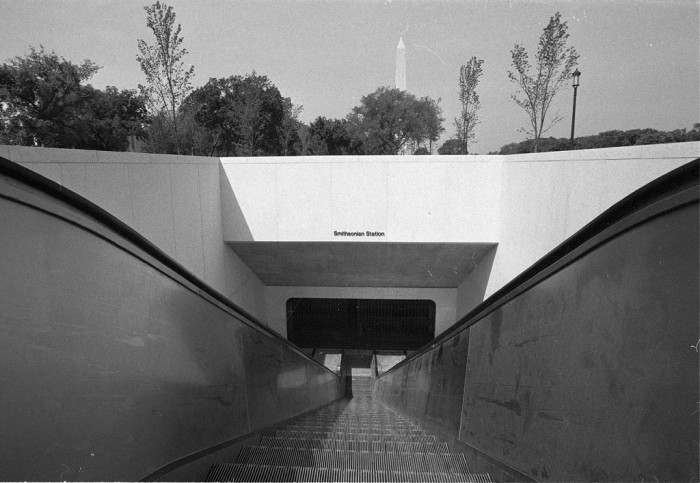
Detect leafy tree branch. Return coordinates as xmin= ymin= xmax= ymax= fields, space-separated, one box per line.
xmin=508 ymin=12 xmax=578 ymax=152
xmin=455 ymin=56 xmax=484 ymax=154
xmin=137 ymin=1 xmax=194 ymax=154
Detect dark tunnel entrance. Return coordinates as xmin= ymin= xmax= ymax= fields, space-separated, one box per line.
xmin=286 ymin=298 xmax=435 ymax=350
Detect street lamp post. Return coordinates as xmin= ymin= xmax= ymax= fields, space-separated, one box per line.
xmin=570 ymin=69 xmax=581 ymax=146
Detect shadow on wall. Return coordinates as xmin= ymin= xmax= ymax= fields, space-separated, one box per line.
xmin=457 ymin=246 xmax=498 ymax=319
xmin=220 ymin=163 xmax=254 ymax=242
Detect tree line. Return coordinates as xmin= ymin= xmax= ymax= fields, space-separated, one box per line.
xmin=1 ymin=4 xmax=696 ymax=155
xmin=494 ymin=126 xmax=700 ymax=154
xmin=0 ymin=47 xmax=148 ymax=151
xmin=0 ymin=2 xmax=443 ymax=156
xmin=133 ymin=0 xmax=445 ymax=157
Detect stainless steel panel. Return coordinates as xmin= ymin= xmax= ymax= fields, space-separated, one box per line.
xmin=374 ymin=332 xmax=469 ymax=438
xmin=242 ymin=327 xmax=341 ymax=431
xmin=459 ymin=203 xmax=699 ymax=481
xmin=375 ymin=198 xmax=698 ymax=481
xmin=0 ymin=174 xmax=341 ymax=481
xmin=0 ymin=198 xmax=251 ymax=480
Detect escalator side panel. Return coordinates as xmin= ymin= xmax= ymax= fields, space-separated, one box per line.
xmin=0 ymin=168 xmax=342 ymax=482
xmin=375 ymin=163 xmax=699 ymax=482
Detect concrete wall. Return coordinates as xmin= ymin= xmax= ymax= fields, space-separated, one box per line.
xmin=220 ymin=145 xmax=699 ymax=324
xmin=220 ymin=155 xmax=502 ymax=243
xmin=0 ymin=170 xmax=342 ymax=481
xmin=4 ymin=142 xmax=697 ymax=334
xmin=455 ymin=142 xmax=699 ymax=319
xmin=0 ymin=145 xmax=267 ymax=323
xmin=220 ymin=154 xmax=503 ymax=339
xmin=265 ymin=286 xmax=458 ymax=338
xmin=484 ymin=143 xmax=698 ymax=303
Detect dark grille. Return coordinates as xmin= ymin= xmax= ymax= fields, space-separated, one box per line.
xmin=287 ymin=298 xmax=435 ymax=350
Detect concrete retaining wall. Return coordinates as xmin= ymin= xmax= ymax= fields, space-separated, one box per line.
xmin=0 ymin=145 xmax=267 ymax=323
xmin=220 ymin=155 xmax=502 ymax=243
xmin=3 ymin=142 xmax=698 ymax=336
xmin=485 ymin=143 xmax=698 ymax=302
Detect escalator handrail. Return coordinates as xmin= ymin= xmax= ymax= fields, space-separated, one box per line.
xmin=0 ymin=155 xmax=339 ymax=378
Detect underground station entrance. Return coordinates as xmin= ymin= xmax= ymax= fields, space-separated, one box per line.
xmin=286 ymin=297 xmax=436 ymax=376
xmin=286 ymin=298 xmax=435 ymax=351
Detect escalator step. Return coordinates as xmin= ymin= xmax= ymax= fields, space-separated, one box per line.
xmin=276 ymin=428 xmax=430 ymax=437
xmin=207 ymin=379 xmax=491 ymax=482
xmin=273 ymin=430 xmax=436 ymax=443
xmin=236 ymin=447 xmax=470 ymax=473
xmin=290 ymin=422 xmax=421 ymax=429
xmin=259 ymin=436 xmax=450 ymax=453
xmin=207 ymin=463 xmax=493 ymax=482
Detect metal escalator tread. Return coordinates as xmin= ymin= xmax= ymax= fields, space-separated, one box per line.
xmin=235 ymin=447 xmax=471 ymax=472
xmin=258 ymin=436 xmax=450 ymax=453
xmin=207 ymin=391 xmax=491 ymax=482
xmin=207 ymin=463 xmax=493 ymax=482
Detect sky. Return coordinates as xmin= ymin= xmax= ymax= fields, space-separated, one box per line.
xmin=1 ymin=0 xmax=698 ymax=154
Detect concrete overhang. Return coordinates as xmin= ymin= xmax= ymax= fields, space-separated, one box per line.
xmin=227 ymin=241 xmax=497 ymax=288
xmin=220 ymin=157 xmax=502 ymax=288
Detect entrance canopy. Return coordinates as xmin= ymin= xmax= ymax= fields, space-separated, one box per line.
xmin=228 ymin=241 xmax=496 ymax=288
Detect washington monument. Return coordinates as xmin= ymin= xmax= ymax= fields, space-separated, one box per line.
xmin=395 ymin=37 xmax=406 ymax=91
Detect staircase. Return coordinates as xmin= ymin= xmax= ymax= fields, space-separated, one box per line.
xmin=207 ymin=373 xmax=492 ymax=482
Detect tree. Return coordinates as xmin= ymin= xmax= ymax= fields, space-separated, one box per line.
xmin=0 ymin=46 xmax=98 ymax=146
xmin=137 ymin=1 xmax=194 ymax=154
xmin=455 ymin=57 xmax=484 ymax=154
xmin=279 ymin=98 xmax=304 ymax=156
xmin=438 ymin=138 xmax=468 ymax=155
xmin=79 ymin=85 xmax=149 ymax=151
xmin=305 ymin=117 xmax=362 ymax=155
xmin=508 ymin=12 xmax=579 ymax=152
xmin=176 ymin=109 xmax=217 ymax=155
xmin=234 ymin=73 xmax=286 ymax=156
xmin=180 ymin=77 xmax=236 ymax=156
xmin=688 ymin=123 xmax=700 ymax=141
xmin=141 ymin=111 xmax=179 ymax=154
xmin=0 ymin=46 xmax=147 ymax=150
xmin=346 ymin=86 xmax=444 ymax=155
xmin=182 ymin=73 xmax=286 ymax=156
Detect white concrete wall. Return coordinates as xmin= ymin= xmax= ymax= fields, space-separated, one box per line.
xmin=0 ymin=145 xmax=267 ymax=323
xmin=264 ymin=286 xmax=458 ymax=338
xmin=220 ymin=155 xmax=502 ymax=243
xmin=4 ymin=142 xmax=696 ymax=334
xmin=220 ymin=154 xmax=503 ymax=337
xmin=453 ymin=142 xmax=699 ymax=320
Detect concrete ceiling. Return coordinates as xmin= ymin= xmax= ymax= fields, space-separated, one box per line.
xmin=227 ymin=242 xmax=497 ymax=288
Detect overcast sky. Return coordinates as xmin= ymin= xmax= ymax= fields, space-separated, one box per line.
xmin=1 ymin=0 xmax=698 ymax=153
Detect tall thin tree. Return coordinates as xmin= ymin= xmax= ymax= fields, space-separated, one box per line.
xmin=137 ymin=1 xmax=194 ymax=154
xmin=280 ymin=98 xmax=304 ymax=156
xmin=455 ymin=56 xmax=484 ymax=154
xmin=508 ymin=12 xmax=579 ymax=152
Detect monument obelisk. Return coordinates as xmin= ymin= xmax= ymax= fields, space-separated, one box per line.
xmin=395 ymin=37 xmax=406 ymax=91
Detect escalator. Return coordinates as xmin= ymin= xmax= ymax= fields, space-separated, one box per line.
xmin=208 ymin=351 xmax=491 ymax=482
xmin=0 ymin=158 xmax=341 ymax=481
xmin=198 ymin=158 xmax=700 ymax=481
xmin=0 ymin=156 xmax=697 ymax=482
